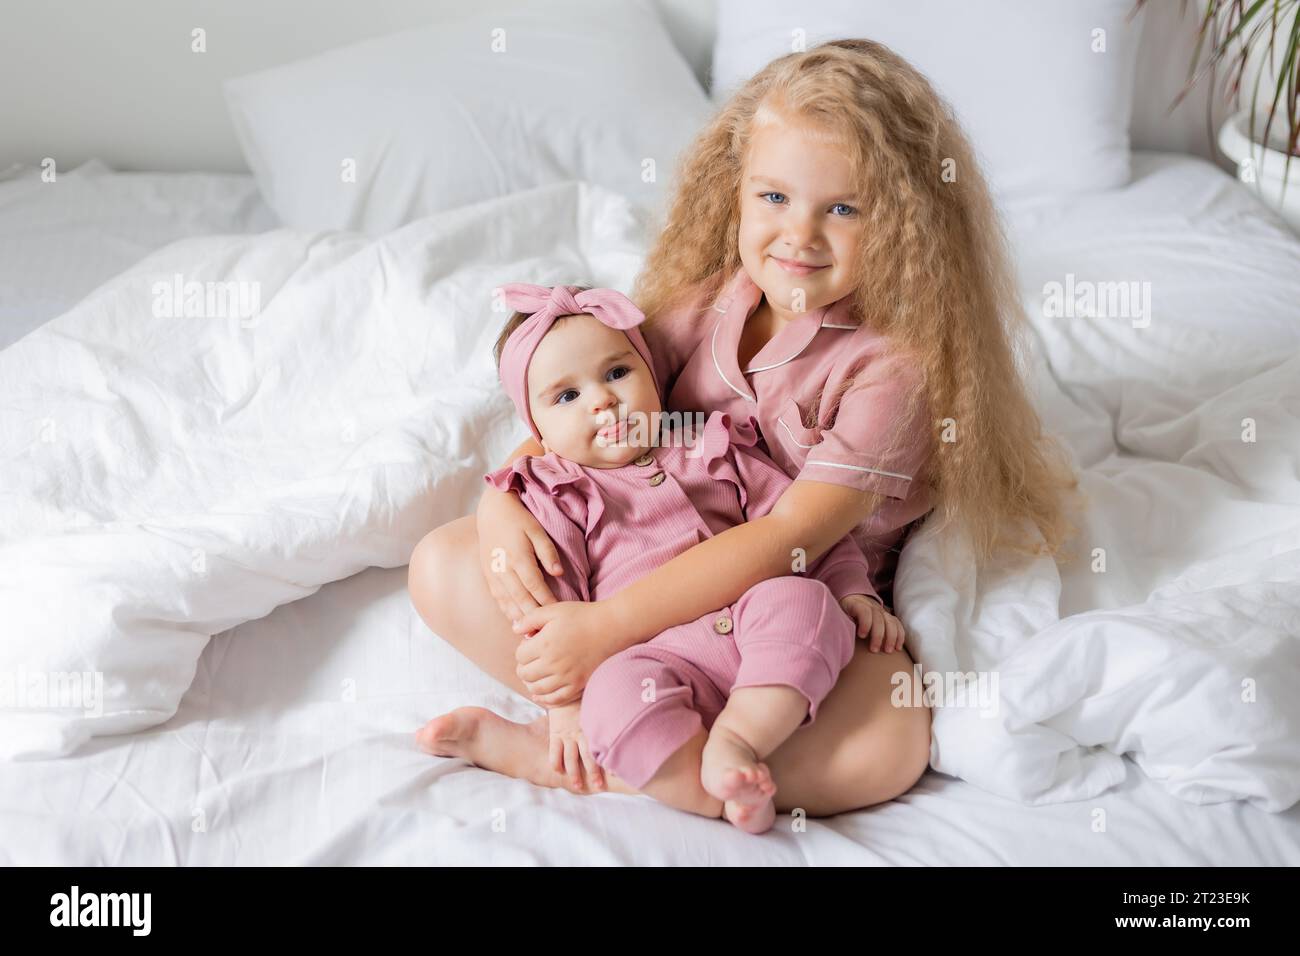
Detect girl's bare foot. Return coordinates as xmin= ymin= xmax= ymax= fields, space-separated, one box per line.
xmin=415 ymin=706 xmax=601 ymax=794
xmin=700 ymin=725 xmax=777 ymax=834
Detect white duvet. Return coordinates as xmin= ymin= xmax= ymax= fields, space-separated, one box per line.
xmin=2 ymin=160 xmax=1298 ymax=814
xmin=0 ymin=180 xmax=643 ymax=758
xmin=899 ymin=158 xmax=1300 ymax=812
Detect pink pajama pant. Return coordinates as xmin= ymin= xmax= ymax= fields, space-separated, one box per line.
xmin=578 ymin=576 xmax=857 ymax=790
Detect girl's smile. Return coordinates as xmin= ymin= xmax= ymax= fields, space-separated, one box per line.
xmin=770 ymin=254 xmax=829 ymax=276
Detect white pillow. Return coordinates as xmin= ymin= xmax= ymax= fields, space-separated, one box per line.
xmin=710 ymin=0 xmax=1146 ymax=201
xmin=224 ymin=0 xmax=710 ymax=232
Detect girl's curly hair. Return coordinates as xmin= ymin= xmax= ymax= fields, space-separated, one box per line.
xmin=634 ymin=38 xmax=1081 ymax=565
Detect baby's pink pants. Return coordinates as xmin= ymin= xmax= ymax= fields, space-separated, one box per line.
xmin=579 ymin=576 xmax=857 ymax=790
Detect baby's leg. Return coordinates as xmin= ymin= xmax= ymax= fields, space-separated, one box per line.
xmin=701 ymin=687 xmax=807 ymax=833
xmin=636 ymin=731 xmax=723 ymax=819
xmin=580 ymin=644 xmax=728 ymax=820
xmin=702 ymin=577 xmax=859 ymax=831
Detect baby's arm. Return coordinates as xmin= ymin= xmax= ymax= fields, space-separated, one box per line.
xmin=803 ymin=523 xmax=907 ymax=653
xmin=546 ymin=698 xmax=604 ymax=792
xmin=496 ymin=472 xmax=610 ymax=790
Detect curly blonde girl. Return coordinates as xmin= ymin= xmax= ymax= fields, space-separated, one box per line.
xmin=634 ymin=38 xmax=1081 ymax=566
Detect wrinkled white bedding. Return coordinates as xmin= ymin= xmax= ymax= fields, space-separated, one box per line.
xmin=0 ymin=179 xmax=642 ymax=758
xmin=9 ymin=564 xmax=1297 ymax=866
xmin=0 ymin=159 xmax=277 ymax=348
xmin=899 ymin=155 xmax=1300 ymax=812
xmin=1 ymin=154 xmax=1298 ymax=861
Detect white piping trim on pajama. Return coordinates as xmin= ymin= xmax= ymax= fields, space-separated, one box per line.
xmin=744 ymin=328 xmax=807 ymax=372
xmin=744 ymin=314 xmax=851 ymax=373
xmin=779 ymin=417 xmax=819 ymax=448
xmin=745 ymin=353 xmax=799 ymax=373
xmin=803 ymin=459 xmax=913 ymax=481
xmin=711 ymin=321 xmax=756 ymax=402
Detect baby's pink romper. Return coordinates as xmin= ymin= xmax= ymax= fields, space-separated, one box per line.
xmin=483 ymin=410 xmax=874 ymax=790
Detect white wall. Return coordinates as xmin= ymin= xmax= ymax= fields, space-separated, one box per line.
xmin=0 ymin=0 xmax=717 ymax=173
xmin=0 ymin=0 xmax=1257 ymax=174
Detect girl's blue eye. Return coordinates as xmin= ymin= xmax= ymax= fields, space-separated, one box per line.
xmin=607 ymin=366 xmax=630 ymax=381
xmin=555 ymin=389 xmax=578 ymax=405
xmin=831 ymin=202 xmax=856 ymax=217
xmin=760 ymin=191 xmax=787 ymax=205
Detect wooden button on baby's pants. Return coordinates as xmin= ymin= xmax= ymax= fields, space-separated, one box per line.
xmin=713 ymin=615 xmax=733 ymax=635
xmin=648 ymin=471 xmax=666 ymax=486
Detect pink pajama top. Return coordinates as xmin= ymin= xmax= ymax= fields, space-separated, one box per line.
xmin=642 ymin=267 xmax=935 ymax=604
xmin=483 ymin=410 xmax=876 ymax=608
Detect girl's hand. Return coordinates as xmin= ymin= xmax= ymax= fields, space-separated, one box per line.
xmin=476 ymin=490 xmax=564 ymax=622
xmin=841 ymin=593 xmax=906 ymax=654
xmin=547 ymin=701 xmax=605 ymax=793
xmin=513 ymin=601 xmax=615 ymax=707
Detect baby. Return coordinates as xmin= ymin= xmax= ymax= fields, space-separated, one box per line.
xmin=478 ymin=282 xmax=881 ymax=833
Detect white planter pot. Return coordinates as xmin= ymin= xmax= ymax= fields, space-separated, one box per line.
xmin=1218 ymin=110 xmax=1300 ymax=234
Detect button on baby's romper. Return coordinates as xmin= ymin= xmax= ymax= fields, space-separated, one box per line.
xmin=483 ymin=410 xmax=876 ymax=791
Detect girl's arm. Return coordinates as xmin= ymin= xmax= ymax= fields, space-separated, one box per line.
xmin=600 ymin=479 xmax=882 ymax=651
xmin=476 ymin=434 xmax=555 ymax=617
xmin=475 ymin=435 xmax=546 ymax=529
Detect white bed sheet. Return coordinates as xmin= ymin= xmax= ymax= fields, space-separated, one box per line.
xmin=3 ymin=564 xmax=1296 ymax=866
xmin=0 ymin=159 xmax=276 ymax=349
xmin=1 ymin=152 xmax=1298 ymax=865
xmin=895 ymin=152 xmax=1300 ymax=812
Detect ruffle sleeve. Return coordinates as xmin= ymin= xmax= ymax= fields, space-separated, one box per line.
xmin=482 ymin=453 xmax=602 ymax=604
xmin=697 ymin=409 xmax=766 ymax=514
xmin=483 ymin=453 xmax=605 ymax=536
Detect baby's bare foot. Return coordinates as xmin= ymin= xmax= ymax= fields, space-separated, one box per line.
xmin=700 ymin=725 xmax=777 ymax=834
xmin=415 ymin=707 xmax=596 ymax=794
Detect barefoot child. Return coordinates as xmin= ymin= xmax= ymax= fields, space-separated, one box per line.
xmin=465 ymin=282 xmax=885 ymax=833
xmin=410 ymin=39 xmax=1078 ymax=817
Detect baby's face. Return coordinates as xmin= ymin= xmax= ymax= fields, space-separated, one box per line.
xmin=526 ymin=312 xmax=662 ymax=468
xmin=738 ymin=107 xmax=863 ymax=319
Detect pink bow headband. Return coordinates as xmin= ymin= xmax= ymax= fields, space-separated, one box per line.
xmin=497 ymin=283 xmax=658 ymax=443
